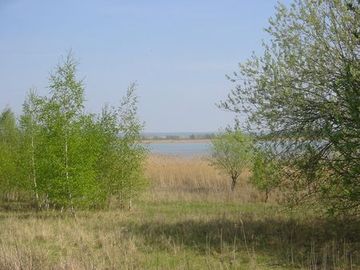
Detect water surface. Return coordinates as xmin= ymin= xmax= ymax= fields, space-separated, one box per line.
xmin=145 ymin=142 xmax=211 ymax=157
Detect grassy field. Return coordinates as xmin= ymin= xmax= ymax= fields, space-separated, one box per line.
xmin=0 ymin=155 xmax=359 ymax=269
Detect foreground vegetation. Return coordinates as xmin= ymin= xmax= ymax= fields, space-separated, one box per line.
xmin=1 ymin=155 xmax=359 ymax=270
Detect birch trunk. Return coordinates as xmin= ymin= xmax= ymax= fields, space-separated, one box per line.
xmin=30 ymin=134 xmax=39 ymax=208
xmin=64 ymin=131 xmax=74 ymax=215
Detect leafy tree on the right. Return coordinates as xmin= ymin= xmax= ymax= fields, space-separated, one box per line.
xmin=221 ymin=0 xmax=360 ymax=215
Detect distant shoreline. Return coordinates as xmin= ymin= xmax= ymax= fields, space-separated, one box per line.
xmin=142 ymin=139 xmax=211 ymax=144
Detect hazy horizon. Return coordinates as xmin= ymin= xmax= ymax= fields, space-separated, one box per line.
xmin=0 ymin=0 xmax=291 ymax=133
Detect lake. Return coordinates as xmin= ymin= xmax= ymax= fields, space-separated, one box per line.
xmin=145 ymin=142 xmax=211 ymax=156
xmin=144 ymin=140 xmax=301 ymax=157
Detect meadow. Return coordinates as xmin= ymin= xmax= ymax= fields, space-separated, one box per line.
xmin=0 ymin=155 xmax=359 ymax=269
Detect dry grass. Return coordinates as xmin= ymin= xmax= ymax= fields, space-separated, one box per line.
xmin=1 ymin=205 xmax=359 ymax=270
xmin=0 ymin=211 xmax=146 ymax=269
xmin=144 ymin=154 xmax=271 ymax=203
xmin=0 ymin=154 xmax=359 ymax=269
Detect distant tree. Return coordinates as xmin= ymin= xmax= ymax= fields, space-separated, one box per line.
xmin=220 ymin=0 xmax=360 ymax=214
xmin=209 ymin=129 xmax=253 ymax=191
xmin=204 ymin=133 xmax=215 ymax=139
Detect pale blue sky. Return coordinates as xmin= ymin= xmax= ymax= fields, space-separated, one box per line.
xmin=0 ymin=0 xmax=290 ymax=132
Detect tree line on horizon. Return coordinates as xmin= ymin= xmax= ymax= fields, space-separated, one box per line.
xmin=0 ymin=54 xmax=147 ymax=212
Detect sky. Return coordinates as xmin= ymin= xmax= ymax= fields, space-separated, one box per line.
xmin=0 ymin=0 xmax=290 ymax=133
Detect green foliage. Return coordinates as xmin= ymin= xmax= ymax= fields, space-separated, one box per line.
xmin=96 ymin=84 xmax=148 ymax=209
xmin=250 ymin=150 xmax=280 ymax=202
xmin=221 ymin=0 xmax=360 ymax=214
xmin=0 ymin=108 xmax=21 ymax=201
xmin=19 ymin=90 xmax=44 ymax=205
xmin=209 ymin=129 xmax=253 ymax=191
xmin=0 ymin=53 xmax=147 ymax=211
xmin=39 ymin=54 xmax=99 ymax=210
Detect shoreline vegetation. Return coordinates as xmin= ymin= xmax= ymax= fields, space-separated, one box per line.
xmin=142 ymin=138 xmax=211 ymax=144
xmin=141 ymin=132 xmax=215 ymax=144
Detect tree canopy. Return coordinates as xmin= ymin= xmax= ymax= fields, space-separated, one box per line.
xmin=221 ymin=0 xmax=360 ymax=214
xmin=209 ymin=129 xmax=253 ymax=191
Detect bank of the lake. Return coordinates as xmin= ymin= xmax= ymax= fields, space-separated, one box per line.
xmin=142 ymin=139 xmax=211 ymax=144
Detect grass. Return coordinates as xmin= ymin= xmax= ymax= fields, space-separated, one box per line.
xmin=144 ymin=154 xmax=269 ymax=203
xmin=0 ymin=155 xmax=359 ymax=269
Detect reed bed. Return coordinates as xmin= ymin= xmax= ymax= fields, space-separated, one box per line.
xmin=144 ymin=154 xmax=267 ymax=203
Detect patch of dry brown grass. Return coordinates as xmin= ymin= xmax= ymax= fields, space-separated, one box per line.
xmin=0 ymin=212 xmax=146 ymax=270
xmin=1 ymin=206 xmax=359 ymax=270
xmin=144 ymin=154 xmax=266 ymax=203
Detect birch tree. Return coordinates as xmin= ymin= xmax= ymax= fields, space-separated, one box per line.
xmin=40 ymin=53 xmax=101 ymax=211
xmin=97 ymin=84 xmax=147 ymax=209
xmin=20 ymin=90 xmax=43 ymax=207
xmin=0 ymin=53 xmax=147 ymax=211
xmin=0 ymin=108 xmax=21 ymax=202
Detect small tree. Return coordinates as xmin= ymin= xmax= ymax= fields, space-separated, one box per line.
xmin=250 ymin=149 xmax=280 ymax=202
xmin=209 ymin=129 xmax=253 ymax=191
xmin=32 ymin=53 xmax=104 ymax=211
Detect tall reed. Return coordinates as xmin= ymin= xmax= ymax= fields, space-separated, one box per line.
xmin=144 ymin=154 xmax=267 ymax=203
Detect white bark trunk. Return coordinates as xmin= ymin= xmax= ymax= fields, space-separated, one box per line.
xmin=64 ymin=133 xmax=74 ymax=215
xmin=31 ymin=134 xmax=39 ymax=206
